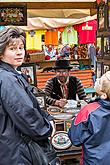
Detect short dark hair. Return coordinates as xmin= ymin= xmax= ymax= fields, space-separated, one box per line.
xmin=0 ymin=27 xmax=26 ymax=56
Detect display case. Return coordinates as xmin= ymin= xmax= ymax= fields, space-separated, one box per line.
xmin=107 ymin=0 xmax=110 ymax=29
xmin=97 ymin=2 xmax=107 ymax=31
xmin=96 ymin=0 xmax=110 ymax=77
xmin=96 ymin=61 xmax=103 ymax=78
xmin=103 ymin=63 xmax=110 ymax=73
xmin=103 ymin=36 xmax=110 ymax=59
xmin=96 ymin=36 xmax=103 ymax=59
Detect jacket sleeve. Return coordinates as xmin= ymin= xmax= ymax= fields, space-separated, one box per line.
xmin=68 ymin=117 xmax=92 ymax=146
xmin=30 ymin=86 xmax=54 ymax=121
xmin=68 ymin=102 xmax=100 ymax=146
xmin=44 ymin=78 xmax=57 ymax=105
xmin=76 ymin=77 xmax=86 ymax=100
xmin=0 ymin=75 xmax=52 ymax=140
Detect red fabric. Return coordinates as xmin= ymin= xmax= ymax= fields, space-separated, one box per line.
xmin=74 ymin=102 xmax=100 ymax=125
xmin=96 ymin=0 xmax=102 ymax=4
xmin=97 ymin=0 xmax=106 ymax=4
xmin=74 ymin=20 xmax=97 ymax=44
xmin=57 ymin=27 xmax=64 ymax=32
xmin=45 ymin=55 xmax=50 ymax=60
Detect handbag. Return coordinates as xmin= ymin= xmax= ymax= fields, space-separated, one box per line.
xmin=21 ymin=135 xmax=60 ymax=165
xmin=17 ymin=75 xmax=61 ymax=164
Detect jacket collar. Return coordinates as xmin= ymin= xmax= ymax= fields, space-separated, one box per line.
xmin=0 ymin=60 xmax=20 ymax=75
xmin=98 ymin=98 xmax=110 ymax=109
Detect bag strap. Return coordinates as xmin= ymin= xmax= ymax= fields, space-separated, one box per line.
xmin=21 ymin=134 xmax=49 ymax=165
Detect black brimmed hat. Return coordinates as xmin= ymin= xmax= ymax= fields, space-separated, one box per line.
xmin=53 ymin=59 xmax=73 ymax=70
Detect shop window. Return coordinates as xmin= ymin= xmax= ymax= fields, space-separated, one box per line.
xmin=97 ymin=2 xmax=106 ymax=31
xmin=96 ymin=36 xmax=103 ymax=59
xmin=103 ymin=36 xmax=110 ymax=59
xmin=103 ymin=64 xmax=110 ymax=74
xmin=96 ymin=62 xmax=103 ymax=78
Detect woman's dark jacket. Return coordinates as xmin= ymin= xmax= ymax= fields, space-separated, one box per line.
xmin=0 ymin=61 xmax=53 ymax=165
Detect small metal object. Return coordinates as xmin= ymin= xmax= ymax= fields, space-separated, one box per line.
xmin=77 ymin=101 xmax=81 ymax=108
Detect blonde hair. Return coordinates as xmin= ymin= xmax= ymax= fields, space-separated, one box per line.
xmin=101 ymin=71 xmax=110 ymax=99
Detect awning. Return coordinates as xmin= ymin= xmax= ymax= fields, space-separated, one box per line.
xmin=19 ymin=14 xmax=97 ymax=30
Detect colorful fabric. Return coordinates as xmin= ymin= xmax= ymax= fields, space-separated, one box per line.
xmin=45 ymin=31 xmax=58 ymax=45
xmin=26 ymin=30 xmax=46 ymax=50
xmin=74 ymin=20 xmax=97 ymax=44
xmin=62 ymin=26 xmax=78 ymax=45
xmin=59 ymin=45 xmax=70 ymax=57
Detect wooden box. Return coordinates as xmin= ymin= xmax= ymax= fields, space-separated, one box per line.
xmin=30 ymin=53 xmax=45 ymax=62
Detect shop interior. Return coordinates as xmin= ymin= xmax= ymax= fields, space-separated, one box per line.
xmin=0 ymin=0 xmax=109 ymax=164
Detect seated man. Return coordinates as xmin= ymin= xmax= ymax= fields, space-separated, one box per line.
xmin=44 ymin=59 xmax=86 ymax=108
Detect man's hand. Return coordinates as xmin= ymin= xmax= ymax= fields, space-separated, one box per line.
xmin=54 ymin=99 xmax=67 ymax=108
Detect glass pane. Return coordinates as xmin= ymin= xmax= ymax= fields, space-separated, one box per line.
xmin=96 ymin=37 xmax=102 ymax=57
xmin=104 ymin=37 xmax=110 ymax=54
xmin=99 ymin=5 xmax=105 ymax=29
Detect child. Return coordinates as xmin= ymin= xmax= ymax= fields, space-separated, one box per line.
xmin=68 ymin=71 xmax=110 ymax=165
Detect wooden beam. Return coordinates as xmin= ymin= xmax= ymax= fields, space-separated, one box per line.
xmin=27 ymin=2 xmax=96 ymax=9
xmin=0 ymin=2 xmax=96 ymax=9
xmin=90 ymin=9 xmax=97 ymax=15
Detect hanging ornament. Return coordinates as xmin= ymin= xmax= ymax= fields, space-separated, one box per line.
xmin=67 ymin=26 xmax=72 ymax=33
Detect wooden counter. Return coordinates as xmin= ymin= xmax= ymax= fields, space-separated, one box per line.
xmin=56 ymin=145 xmax=81 ymax=161
xmin=48 ymin=105 xmax=82 ymax=163
xmin=36 ymin=58 xmax=91 ymax=68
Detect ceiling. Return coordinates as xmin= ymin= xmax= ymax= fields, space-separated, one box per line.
xmin=0 ymin=1 xmax=97 ymax=30
xmin=26 ymin=0 xmax=96 ymax=19
xmin=1 ymin=0 xmax=96 ymax=2
xmin=0 ymin=0 xmax=97 ymax=19
xmin=27 ymin=9 xmax=91 ymax=19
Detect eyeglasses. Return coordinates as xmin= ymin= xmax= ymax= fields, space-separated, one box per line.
xmin=56 ymin=72 xmax=69 ymax=75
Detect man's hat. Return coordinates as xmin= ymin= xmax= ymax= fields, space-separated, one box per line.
xmin=53 ymin=59 xmax=73 ymax=70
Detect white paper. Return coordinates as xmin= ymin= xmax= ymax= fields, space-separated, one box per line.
xmin=64 ymin=100 xmax=77 ymax=109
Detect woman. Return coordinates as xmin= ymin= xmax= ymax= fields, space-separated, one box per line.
xmin=0 ymin=27 xmax=59 ymax=165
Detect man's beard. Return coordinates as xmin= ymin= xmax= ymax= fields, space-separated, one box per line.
xmin=57 ymin=76 xmax=68 ymax=83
